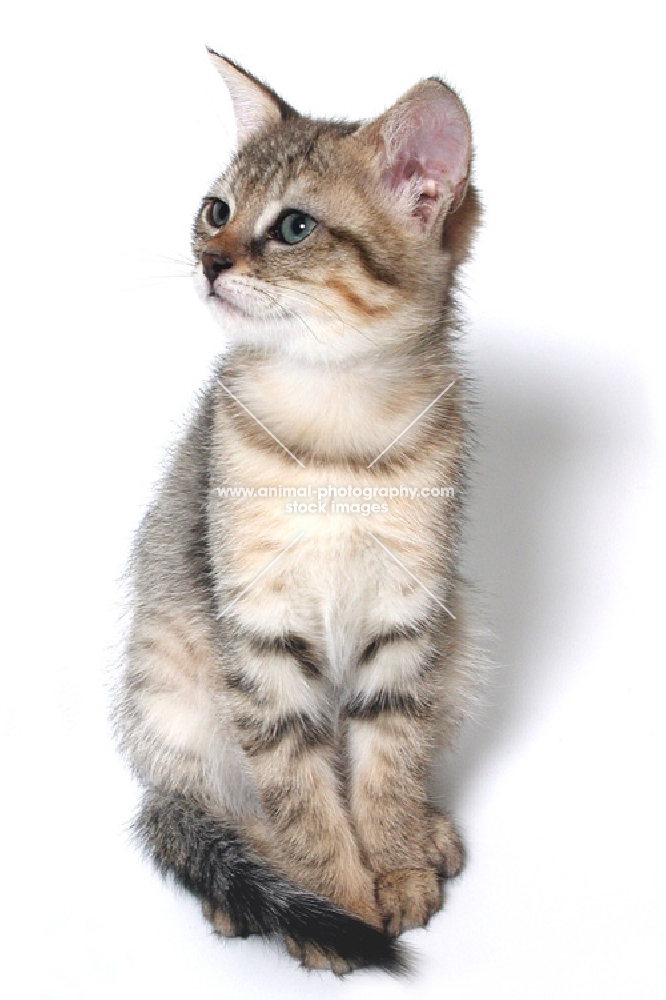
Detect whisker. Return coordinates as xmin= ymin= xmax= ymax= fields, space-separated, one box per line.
xmin=136 ymin=264 xmax=377 ymax=350
xmin=131 ymin=254 xmax=377 ymax=348
xmin=270 ymin=281 xmax=378 ymax=346
xmin=123 ymin=276 xmax=194 ymax=293
xmin=233 ymin=280 xmax=323 ymax=344
xmin=135 ymin=248 xmax=196 ymax=269
xmin=235 ymin=277 xmax=381 ymax=348
xmin=134 ymin=273 xmax=193 ymax=282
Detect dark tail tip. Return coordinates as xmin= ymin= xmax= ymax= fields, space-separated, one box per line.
xmin=260 ymin=890 xmax=412 ymax=974
xmin=289 ymin=915 xmax=409 ymax=974
xmin=134 ymin=789 xmax=414 ymax=974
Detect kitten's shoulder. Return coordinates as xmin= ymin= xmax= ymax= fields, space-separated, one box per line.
xmin=131 ymin=375 xmax=219 ymax=602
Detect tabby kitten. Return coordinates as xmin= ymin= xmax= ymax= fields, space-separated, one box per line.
xmin=116 ymin=51 xmax=481 ymax=974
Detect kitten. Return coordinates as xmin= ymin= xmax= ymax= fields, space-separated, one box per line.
xmin=115 ymin=51 xmax=482 ymax=974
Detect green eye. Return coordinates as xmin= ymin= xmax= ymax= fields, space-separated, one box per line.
xmin=271 ymin=211 xmax=317 ymax=245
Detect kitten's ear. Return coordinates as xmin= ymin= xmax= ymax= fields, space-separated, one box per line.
xmin=358 ymin=79 xmax=472 ymax=230
xmin=207 ymin=49 xmax=298 ymax=145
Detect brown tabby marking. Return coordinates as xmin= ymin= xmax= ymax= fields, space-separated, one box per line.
xmin=116 ymin=51 xmax=482 ymax=975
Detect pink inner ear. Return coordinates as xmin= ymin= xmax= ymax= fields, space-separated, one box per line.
xmin=380 ymin=88 xmax=471 ymax=223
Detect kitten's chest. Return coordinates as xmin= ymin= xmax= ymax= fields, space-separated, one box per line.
xmin=209 ymin=439 xmax=452 ymax=684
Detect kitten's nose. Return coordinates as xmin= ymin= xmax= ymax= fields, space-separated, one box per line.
xmin=202 ymin=252 xmax=233 ymax=287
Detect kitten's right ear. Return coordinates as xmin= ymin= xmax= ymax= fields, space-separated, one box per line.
xmin=207 ymin=49 xmax=298 ymax=145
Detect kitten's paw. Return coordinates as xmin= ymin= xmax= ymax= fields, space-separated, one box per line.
xmin=336 ymin=892 xmax=383 ymax=930
xmin=426 ymin=809 xmax=466 ymax=878
xmin=201 ymin=900 xmax=258 ymax=938
xmin=375 ymin=868 xmax=444 ymax=936
xmin=285 ymin=937 xmax=352 ymax=976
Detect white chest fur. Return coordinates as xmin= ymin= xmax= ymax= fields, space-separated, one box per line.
xmin=209 ymin=435 xmax=453 ymax=689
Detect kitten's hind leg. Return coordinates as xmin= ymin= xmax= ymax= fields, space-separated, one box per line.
xmin=200 ymin=818 xmax=273 ymax=937
xmin=284 ymin=937 xmax=355 ymax=976
xmin=201 ymin=900 xmax=260 ymax=938
xmin=135 ymin=789 xmax=404 ymax=973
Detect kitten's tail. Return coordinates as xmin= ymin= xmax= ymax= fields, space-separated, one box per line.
xmin=134 ymin=790 xmax=407 ymax=974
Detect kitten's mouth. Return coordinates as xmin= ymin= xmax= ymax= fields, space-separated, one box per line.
xmin=208 ymin=288 xmax=251 ymax=317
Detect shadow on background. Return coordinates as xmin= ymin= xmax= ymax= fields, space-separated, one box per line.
xmin=431 ymin=337 xmax=646 ymax=812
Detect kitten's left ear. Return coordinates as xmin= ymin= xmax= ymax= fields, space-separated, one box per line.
xmin=207 ymin=49 xmax=298 ymax=145
xmin=358 ymin=79 xmax=472 ymax=230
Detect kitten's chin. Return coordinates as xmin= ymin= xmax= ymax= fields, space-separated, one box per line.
xmin=193 ymin=268 xmax=300 ymax=351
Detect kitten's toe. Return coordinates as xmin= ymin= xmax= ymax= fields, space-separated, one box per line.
xmin=426 ymin=808 xmax=466 ymax=878
xmin=284 ymin=937 xmax=352 ymax=976
xmin=201 ymin=900 xmax=257 ymax=938
xmin=375 ymin=868 xmax=444 ymax=936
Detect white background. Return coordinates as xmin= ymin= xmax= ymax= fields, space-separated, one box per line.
xmin=2 ymin=2 xmax=665 ymax=998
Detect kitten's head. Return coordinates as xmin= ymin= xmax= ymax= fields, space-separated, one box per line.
xmin=192 ymin=52 xmax=480 ymax=362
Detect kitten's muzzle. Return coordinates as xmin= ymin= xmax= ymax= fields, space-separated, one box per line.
xmin=202 ymin=251 xmax=234 ymax=289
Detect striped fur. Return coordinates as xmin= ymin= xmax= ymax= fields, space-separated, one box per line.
xmin=115 ymin=53 xmax=482 ymax=974
xmin=135 ymin=790 xmax=405 ymax=973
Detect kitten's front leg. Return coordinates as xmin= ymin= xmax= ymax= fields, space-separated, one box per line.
xmin=224 ymin=633 xmax=380 ymax=931
xmin=346 ymin=638 xmax=464 ymax=935
xmin=347 ymin=708 xmax=443 ymax=934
